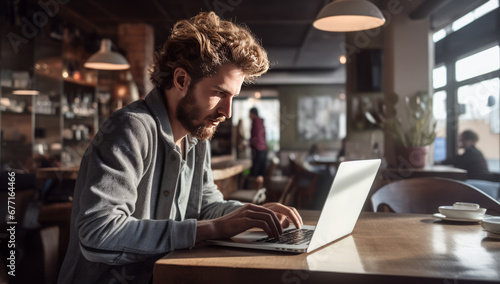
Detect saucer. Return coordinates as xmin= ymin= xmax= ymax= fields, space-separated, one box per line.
xmin=485 ymin=231 xmax=500 ymax=240
xmin=481 ymin=217 xmax=500 ymax=234
xmin=433 ymin=213 xmax=483 ymax=223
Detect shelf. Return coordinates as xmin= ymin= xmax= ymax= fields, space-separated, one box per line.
xmin=2 ymin=140 xmax=31 ymax=145
xmin=63 ymin=139 xmax=91 ymax=144
xmin=64 ymin=115 xmax=96 ymax=120
xmin=63 ymin=78 xmax=96 ymax=88
xmin=1 ymin=110 xmax=32 ymax=116
xmin=1 ymin=85 xmax=34 ymax=90
xmin=35 ymin=113 xmax=60 ymax=117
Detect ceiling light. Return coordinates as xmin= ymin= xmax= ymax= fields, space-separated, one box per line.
xmin=13 ymin=90 xmax=40 ymax=95
xmin=84 ymin=39 xmax=130 ymax=70
xmin=339 ymin=55 xmax=347 ymax=64
xmin=313 ymin=0 xmax=386 ymax=32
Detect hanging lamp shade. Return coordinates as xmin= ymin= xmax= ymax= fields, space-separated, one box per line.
xmin=84 ymin=39 xmax=130 ymax=70
xmin=313 ymin=0 xmax=386 ymax=32
xmin=12 ymin=71 xmax=39 ymax=95
xmin=13 ymin=90 xmax=39 ymax=95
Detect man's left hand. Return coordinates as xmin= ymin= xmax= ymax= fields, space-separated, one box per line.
xmin=261 ymin=202 xmax=303 ymax=229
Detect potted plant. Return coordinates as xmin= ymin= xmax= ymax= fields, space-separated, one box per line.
xmin=369 ymin=91 xmax=436 ymax=168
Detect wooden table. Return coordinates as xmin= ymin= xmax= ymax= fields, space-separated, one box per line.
xmin=36 ymin=167 xmax=79 ymax=181
xmin=309 ymin=155 xmax=341 ymax=174
xmin=383 ymin=165 xmax=468 ymax=181
xmin=154 ymin=211 xmax=500 ymax=283
xmin=39 ymin=202 xmax=73 ymax=269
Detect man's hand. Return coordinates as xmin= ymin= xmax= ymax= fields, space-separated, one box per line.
xmin=196 ymin=203 xmax=303 ymax=243
xmin=261 ymin=202 xmax=302 ymax=229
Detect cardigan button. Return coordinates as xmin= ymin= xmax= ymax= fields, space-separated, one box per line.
xmin=170 ymin=155 xmax=176 ymax=161
xmin=163 ymin=191 xmax=169 ymax=197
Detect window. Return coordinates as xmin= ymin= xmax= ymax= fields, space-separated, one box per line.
xmin=433 ymin=3 xmax=500 ymax=174
xmin=457 ymin=78 xmax=500 ymax=172
xmin=232 ymin=98 xmax=281 ymax=152
xmin=452 ymin=0 xmax=499 ymax=32
xmin=433 ymin=90 xmax=448 ymax=121
xmin=432 ymin=0 xmax=499 ymax=42
xmin=457 ymin=78 xmax=499 ymax=120
xmin=455 ymin=45 xmax=500 ymax=82
xmin=433 ymin=65 xmax=447 ymax=89
xmin=432 ymin=29 xmax=447 ymax=43
xmin=433 ymin=90 xmax=447 ymax=161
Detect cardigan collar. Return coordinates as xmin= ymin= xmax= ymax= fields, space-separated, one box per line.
xmin=144 ymin=87 xmax=198 ymax=149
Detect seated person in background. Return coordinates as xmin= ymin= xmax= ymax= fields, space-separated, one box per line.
xmin=439 ymin=130 xmax=490 ymax=180
xmin=58 ymin=12 xmax=302 ymax=284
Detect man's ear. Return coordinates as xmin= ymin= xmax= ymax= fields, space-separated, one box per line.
xmin=173 ymin=67 xmax=191 ymax=93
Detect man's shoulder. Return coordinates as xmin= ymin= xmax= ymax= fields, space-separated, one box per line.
xmin=100 ymin=100 xmax=158 ymax=136
xmin=108 ymin=100 xmax=153 ymax=123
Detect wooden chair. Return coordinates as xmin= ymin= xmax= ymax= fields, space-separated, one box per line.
xmin=229 ymin=156 xmax=283 ymax=204
xmin=262 ymin=157 xmax=290 ymax=202
xmin=278 ymin=175 xmax=297 ymax=206
xmin=279 ymin=154 xmax=319 ymax=209
xmin=228 ymin=176 xmax=267 ymax=204
xmin=371 ymin=177 xmax=500 ymax=215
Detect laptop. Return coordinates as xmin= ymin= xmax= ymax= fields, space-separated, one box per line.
xmin=208 ymin=159 xmax=381 ymax=253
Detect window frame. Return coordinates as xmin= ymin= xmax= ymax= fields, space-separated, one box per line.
xmin=434 ymin=8 xmax=500 ymax=170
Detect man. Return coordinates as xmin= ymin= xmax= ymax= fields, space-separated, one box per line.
xmin=58 ymin=12 xmax=302 ymax=283
xmin=249 ymin=107 xmax=268 ymax=177
xmin=440 ymin=130 xmax=490 ymax=180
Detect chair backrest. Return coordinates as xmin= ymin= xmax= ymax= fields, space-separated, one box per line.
xmin=283 ymin=154 xmax=319 ymax=209
xmin=264 ymin=156 xmax=280 ymax=183
xmin=278 ymin=176 xmax=296 ymax=205
xmin=241 ymin=157 xmax=280 ymax=191
xmin=371 ymin=177 xmax=500 ymax=215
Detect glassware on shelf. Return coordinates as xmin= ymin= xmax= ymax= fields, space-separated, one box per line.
xmin=35 ymin=94 xmax=55 ymax=115
xmin=62 ymin=95 xmax=74 ymax=118
xmin=63 ymin=91 xmax=95 ymax=118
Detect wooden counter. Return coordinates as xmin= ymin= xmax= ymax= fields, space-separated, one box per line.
xmin=34 ymin=157 xmax=251 ymax=198
xmin=212 ymin=159 xmax=251 ymax=181
xmin=211 ymin=156 xmax=252 ymax=198
xmin=36 ymin=167 xmax=79 ymax=180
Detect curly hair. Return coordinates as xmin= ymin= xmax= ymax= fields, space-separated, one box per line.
xmin=150 ymin=11 xmax=269 ymax=90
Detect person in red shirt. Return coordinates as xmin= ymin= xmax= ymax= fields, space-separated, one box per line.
xmin=249 ymin=107 xmax=268 ymax=177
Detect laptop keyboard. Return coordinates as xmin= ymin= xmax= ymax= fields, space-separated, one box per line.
xmin=256 ymin=228 xmax=314 ymax=245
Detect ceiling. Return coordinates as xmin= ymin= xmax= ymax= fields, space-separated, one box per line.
xmin=57 ymin=0 xmax=349 ymax=84
xmin=12 ymin=0 xmax=489 ymax=85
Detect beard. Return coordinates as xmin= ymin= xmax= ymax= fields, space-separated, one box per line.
xmin=176 ymin=87 xmax=226 ymax=141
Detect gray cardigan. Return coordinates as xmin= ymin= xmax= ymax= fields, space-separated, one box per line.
xmin=58 ymin=88 xmax=242 ymax=284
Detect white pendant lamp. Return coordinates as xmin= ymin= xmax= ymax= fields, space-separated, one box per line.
xmin=84 ymin=39 xmax=130 ymax=70
xmin=13 ymin=90 xmax=40 ymax=95
xmin=313 ymin=0 xmax=386 ymax=32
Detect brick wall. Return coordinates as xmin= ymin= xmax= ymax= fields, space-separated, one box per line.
xmin=117 ymin=24 xmax=154 ymax=98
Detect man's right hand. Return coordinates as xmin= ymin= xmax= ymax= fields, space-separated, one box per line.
xmin=195 ymin=203 xmax=302 ymax=243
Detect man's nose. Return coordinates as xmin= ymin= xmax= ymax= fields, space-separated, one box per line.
xmin=218 ymin=97 xmax=233 ymax=119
